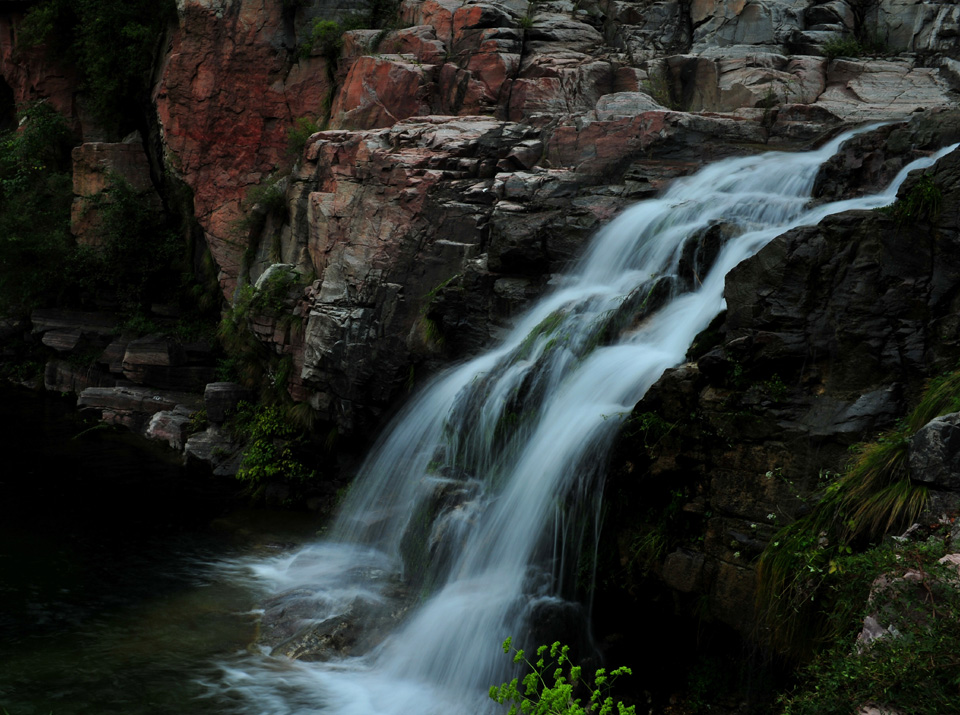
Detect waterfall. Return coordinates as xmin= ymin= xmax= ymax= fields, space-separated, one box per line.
xmin=212 ymin=130 xmax=958 ymax=714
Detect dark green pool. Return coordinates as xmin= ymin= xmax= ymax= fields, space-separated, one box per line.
xmin=0 ymin=388 xmax=317 ymax=715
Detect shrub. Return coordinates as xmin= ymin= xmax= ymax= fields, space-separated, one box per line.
xmin=232 ymin=401 xmax=316 ymax=486
xmin=821 ymin=32 xmax=890 ymax=60
xmin=0 ymin=102 xmax=74 ymax=312
xmin=288 ymin=116 xmax=321 ymax=157
xmin=19 ymin=0 xmax=177 ymax=135
xmin=490 ymin=638 xmax=636 ymax=715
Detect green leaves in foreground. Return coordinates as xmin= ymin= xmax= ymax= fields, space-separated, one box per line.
xmin=490 ymin=638 xmax=636 ymax=715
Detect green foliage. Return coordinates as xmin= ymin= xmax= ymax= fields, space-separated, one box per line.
xmin=490 ymin=638 xmax=636 ymax=715
xmin=642 ymin=68 xmax=680 ymax=111
xmin=217 ymin=272 xmax=307 ymax=404
xmin=880 ymin=173 xmax=943 ymax=225
xmin=755 ymin=369 xmax=960 ymax=659
xmin=0 ymin=101 xmax=190 ymax=316
xmin=764 ymin=373 xmax=788 ymax=402
xmin=70 ymin=175 xmax=182 ymax=313
xmin=622 ymin=411 xmax=676 ymax=450
xmin=821 ymin=32 xmax=889 ymax=60
xmin=20 ymin=0 xmax=177 ymax=134
xmin=301 ymin=19 xmax=345 ymax=62
xmin=298 ymin=0 xmax=401 ymax=62
xmin=288 ymin=116 xmax=321 ymax=157
xmin=232 ymin=401 xmax=316 ymax=485
xmin=187 ymin=407 xmax=208 ymax=435
xmin=780 ymin=539 xmax=960 ymax=714
xmin=0 ymin=102 xmax=73 ymax=312
xmin=245 ymin=173 xmax=288 ymax=219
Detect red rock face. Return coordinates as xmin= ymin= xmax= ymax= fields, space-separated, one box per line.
xmin=329 ymin=55 xmax=436 ymax=129
xmin=0 ymin=14 xmax=79 ymax=132
xmin=154 ymin=0 xmax=332 ymax=298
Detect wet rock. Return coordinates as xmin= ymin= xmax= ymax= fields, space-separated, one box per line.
xmin=78 ymin=385 xmax=202 ymax=433
xmin=909 ymin=412 xmax=960 ymax=490
xmin=813 ymin=110 xmax=960 ymax=201
xmin=602 ymin=115 xmax=960 ymax=640
xmin=258 ymin=578 xmax=411 ymax=661
xmin=145 ymin=405 xmax=197 ymax=450
xmin=183 ymin=424 xmax=245 ymax=477
xmin=662 ymin=549 xmax=706 ymax=592
xmin=204 ymin=382 xmax=255 ymax=423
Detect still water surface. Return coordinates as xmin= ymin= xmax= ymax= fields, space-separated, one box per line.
xmin=0 ymin=388 xmax=315 ymax=715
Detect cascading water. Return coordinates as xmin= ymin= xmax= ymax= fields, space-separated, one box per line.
xmin=211 ymin=129 xmax=959 ymax=714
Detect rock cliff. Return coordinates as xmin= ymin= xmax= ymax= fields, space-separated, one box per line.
xmin=1 ymin=0 xmax=960 ymax=705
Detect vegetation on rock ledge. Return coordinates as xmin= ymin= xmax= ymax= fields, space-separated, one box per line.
xmin=756 ymin=368 xmax=960 ymax=710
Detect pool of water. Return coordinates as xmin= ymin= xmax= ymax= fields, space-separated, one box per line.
xmin=0 ymin=388 xmax=319 ymax=715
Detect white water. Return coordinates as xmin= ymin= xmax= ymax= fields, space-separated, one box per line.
xmin=209 ymin=131 xmax=959 ymax=714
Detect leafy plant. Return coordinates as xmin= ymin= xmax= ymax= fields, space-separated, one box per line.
xmin=880 ymin=173 xmax=943 ymax=225
xmin=756 ymin=368 xmax=960 ymax=659
xmin=490 ymin=638 xmax=636 ymax=715
xmin=231 ymin=401 xmax=316 ymax=486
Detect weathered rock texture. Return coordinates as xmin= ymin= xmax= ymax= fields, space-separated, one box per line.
xmin=598 ymin=114 xmax=960 ymax=640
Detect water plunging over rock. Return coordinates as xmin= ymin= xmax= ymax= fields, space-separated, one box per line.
xmin=214 ymin=132 xmax=959 ymax=714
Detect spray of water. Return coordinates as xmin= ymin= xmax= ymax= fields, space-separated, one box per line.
xmin=209 ymin=129 xmax=958 ymax=714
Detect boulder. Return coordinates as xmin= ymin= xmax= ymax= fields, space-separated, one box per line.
xmin=204 ymin=381 xmax=255 ymax=423
xmin=145 ymin=405 xmax=197 ymax=450
xmin=815 ymin=59 xmax=955 ymax=122
xmin=77 ymin=385 xmax=202 ymax=433
xmin=909 ymin=412 xmax=960 ymax=490
xmin=183 ymin=425 xmax=245 ymax=476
